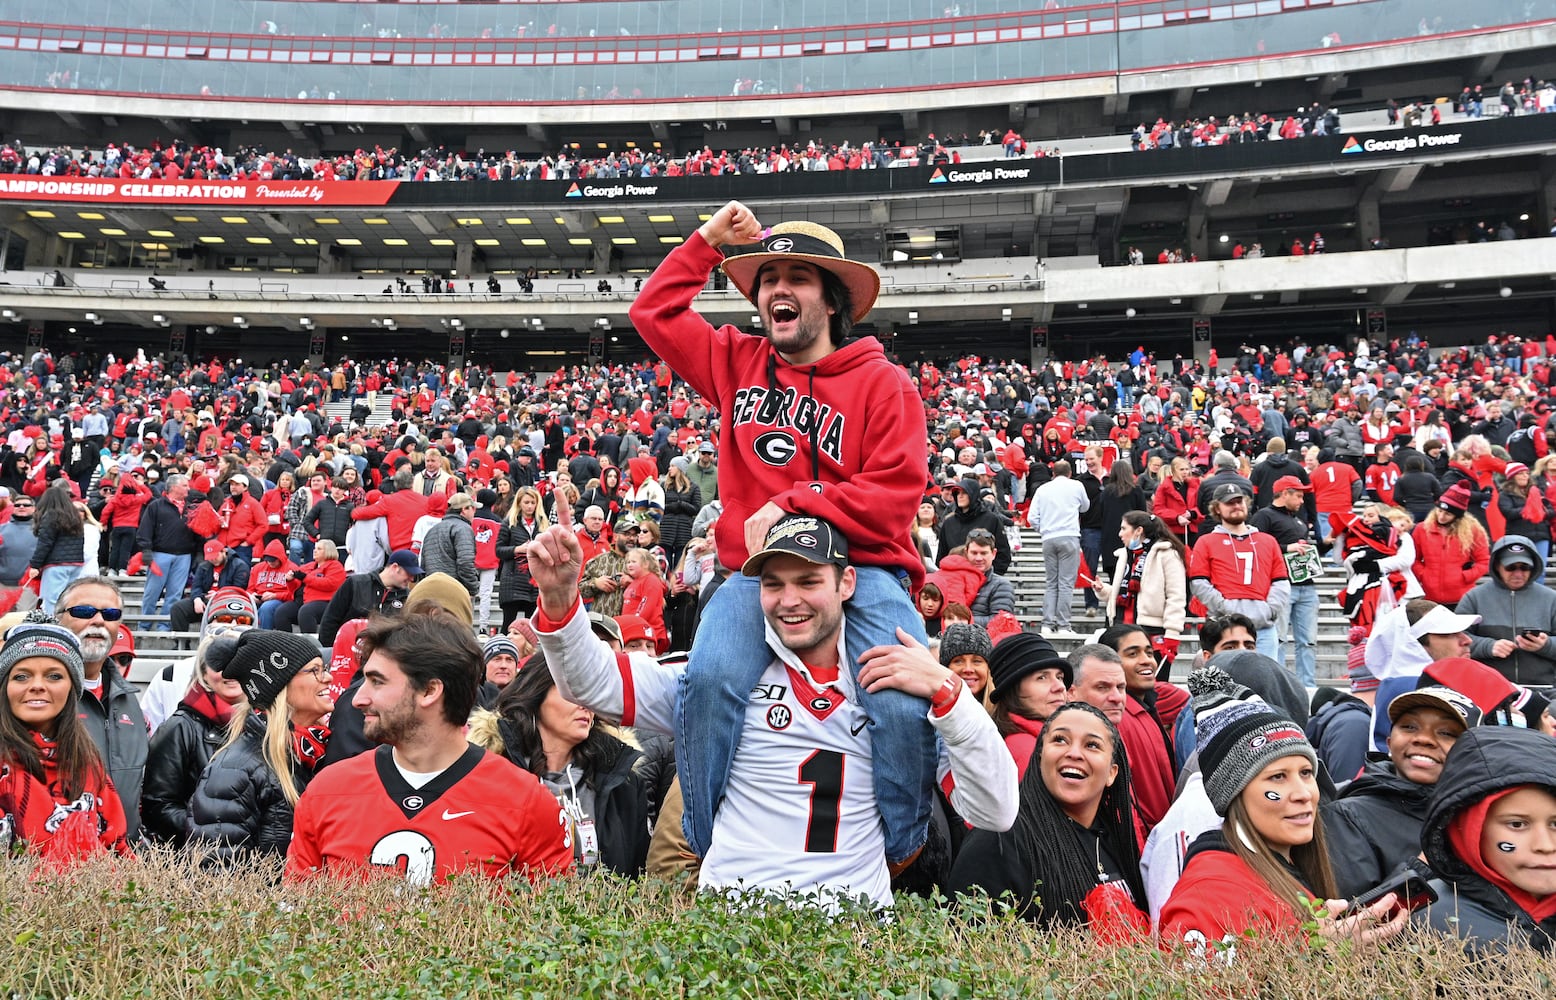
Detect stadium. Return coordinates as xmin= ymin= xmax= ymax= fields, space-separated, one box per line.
xmin=0 ymin=0 xmax=1552 ymax=368
xmin=7 ymin=0 xmax=1556 ymax=980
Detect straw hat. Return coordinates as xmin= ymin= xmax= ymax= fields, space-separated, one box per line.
xmin=720 ymin=221 xmax=880 ymax=323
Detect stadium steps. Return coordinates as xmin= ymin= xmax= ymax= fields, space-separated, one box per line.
xmin=990 ymin=525 xmax=1362 ymax=686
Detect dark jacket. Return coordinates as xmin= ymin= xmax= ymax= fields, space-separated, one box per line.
xmin=1305 ymin=693 xmax=1372 ymax=786
xmin=937 ymin=497 xmax=1012 ymax=575
xmin=659 ymin=480 xmax=702 ymax=556
xmin=317 ymin=570 xmax=409 ymax=648
xmin=495 ymin=517 xmax=542 ymax=607
xmin=420 ymin=511 xmax=478 ymax=595
xmin=189 ymin=712 xmax=308 ymax=864
xmin=1457 ymin=534 xmax=1556 ymax=685
xmin=81 ymin=668 xmax=149 ymax=843
xmin=1097 ymin=486 xmax=1149 ymax=573
xmin=1322 ymin=761 xmax=1434 ymax=898
xmin=1393 ymin=470 xmax=1442 ymax=517
xmin=304 ymin=496 xmax=357 ymax=546
xmin=28 ymin=520 xmax=85 ymax=570
xmin=142 ymin=696 xmax=230 ymax=845
xmin=583 ymin=736 xmax=652 ymax=877
xmin=137 ymin=495 xmax=201 ymax=555
xmin=1417 ymin=728 xmax=1556 ymax=952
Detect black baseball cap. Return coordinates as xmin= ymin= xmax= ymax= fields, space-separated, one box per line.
xmin=1213 ymin=482 xmax=1252 ymax=503
xmin=741 ymin=514 xmax=849 ymax=577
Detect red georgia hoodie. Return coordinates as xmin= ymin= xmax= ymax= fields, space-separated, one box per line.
xmin=629 ymin=233 xmax=928 ymax=587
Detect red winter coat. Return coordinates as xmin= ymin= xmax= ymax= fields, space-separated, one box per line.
xmin=299 ymin=559 xmax=348 ymax=604
xmin=220 ymin=491 xmax=268 ymax=550
xmin=621 ymin=574 xmax=669 ymax=653
xmin=1412 ymin=521 xmax=1491 ymax=606
xmin=1152 ymin=478 xmax=1199 ymax=538
xmin=1120 ymin=696 xmax=1175 ymax=833
xmin=102 ymin=478 xmax=152 ymax=530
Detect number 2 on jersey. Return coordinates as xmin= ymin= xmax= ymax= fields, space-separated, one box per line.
xmin=798 ymin=749 xmax=844 ymax=853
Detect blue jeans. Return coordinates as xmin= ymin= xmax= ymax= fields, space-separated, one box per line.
xmin=1280 ymin=585 xmax=1319 ymax=688
xmin=258 ymin=599 xmax=287 ymax=630
xmin=1256 ymin=623 xmax=1280 ymax=663
xmin=38 ymin=563 xmax=83 ymax=616
xmin=675 ymin=566 xmax=935 ymax=865
xmin=1081 ymin=528 xmax=1102 ymax=610
xmin=140 ymin=552 xmax=191 ymax=621
xmin=288 ymin=538 xmax=309 ymax=565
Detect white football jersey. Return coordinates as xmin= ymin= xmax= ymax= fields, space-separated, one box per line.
xmin=699 ymin=657 xmax=888 ymax=908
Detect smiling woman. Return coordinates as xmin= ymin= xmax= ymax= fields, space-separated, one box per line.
xmin=0 ymin=612 xmax=133 ymax=861
xmin=1322 ymin=686 xmax=1476 ymax=897
xmin=467 ymin=651 xmax=651 ymax=877
xmin=1160 ymin=709 xmax=1409 ymax=950
xmin=947 ymin=702 xmax=1146 ymax=933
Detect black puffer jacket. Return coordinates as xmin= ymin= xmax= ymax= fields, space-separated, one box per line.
xmin=188 ymin=712 xmax=310 ymax=865
xmin=1415 ymin=728 xmax=1556 ymax=952
xmin=28 ymin=520 xmax=85 ymax=570
xmin=142 ymin=695 xmax=231 ymax=845
xmin=495 ymin=517 xmax=542 ymax=607
xmin=1322 ymin=761 xmax=1434 ymax=898
xmin=658 ymin=481 xmax=702 ymax=558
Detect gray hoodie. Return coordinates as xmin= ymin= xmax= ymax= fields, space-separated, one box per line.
xmin=1456 ymin=534 xmax=1556 ymax=685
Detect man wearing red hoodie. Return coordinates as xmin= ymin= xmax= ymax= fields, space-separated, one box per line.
xmin=628 ymin=201 xmax=935 ymax=869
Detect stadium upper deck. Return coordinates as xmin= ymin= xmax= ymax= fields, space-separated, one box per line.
xmin=0 ymin=0 xmax=1544 ymax=121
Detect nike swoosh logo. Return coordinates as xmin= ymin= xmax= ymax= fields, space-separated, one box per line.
xmin=442 ymin=810 xmax=474 ymax=821
xmin=851 ymin=718 xmax=871 ymax=736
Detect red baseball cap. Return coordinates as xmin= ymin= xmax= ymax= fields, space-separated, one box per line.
xmin=1273 ymin=475 xmax=1312 ymax=493
xmin=614 ymin=615 xmax=656 ymax=647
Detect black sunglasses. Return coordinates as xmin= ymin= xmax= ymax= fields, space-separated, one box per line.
xmin=64 ymin=605 xmax=123 ymax=622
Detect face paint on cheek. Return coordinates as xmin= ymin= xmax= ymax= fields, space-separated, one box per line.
xmin=1264 ymin=791 xmax=1282 ymax=802
xmin=1498 ymin=842 xmax=1517 ymax=853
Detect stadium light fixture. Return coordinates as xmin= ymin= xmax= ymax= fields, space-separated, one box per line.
xmin=1001 ymin=308 xmax=1012 ymax=320
xmin=907 ymin=311 xmax=918 ymax=325
xmin=1 ymin=309 xmax=17 ymax=321
xmin=1125 ymin=308 xmax=1137 ymax=318
xmin=299 ymin=317 xmax=314 ymax=329
xmin=500 ymin=329 xmax=510 ymax=339
xmin=1219 ymin=234 xmax=1230 ymax=243
xmin=1500 ymin=286 xmax=1513 ymax=298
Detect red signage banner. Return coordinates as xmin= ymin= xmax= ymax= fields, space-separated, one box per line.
xmin=0 ymin=177 xmax=400 ymax=206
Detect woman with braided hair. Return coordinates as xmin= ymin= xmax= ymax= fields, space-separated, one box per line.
xmin=947 ymin=702 xmax=1146 ymax=934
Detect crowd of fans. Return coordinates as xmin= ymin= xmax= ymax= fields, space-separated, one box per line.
xmin=3 ymin=319 xmax=1556 ymax=952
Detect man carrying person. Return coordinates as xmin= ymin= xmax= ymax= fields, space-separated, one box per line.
xmin=628 ymin=201 xmax=940 ymax=870
xmin=286 ymin=608 xmax=573 ymax=884
xmin=1189 ymin=483 xmax=1291 ymax=662
xmin=526 ymin=512 xmax=1016 ymax=907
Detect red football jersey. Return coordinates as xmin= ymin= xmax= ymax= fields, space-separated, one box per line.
xmin=286 ymin=745 xmax=573 ymax=885
xmin=1312 ymin=461 xmax=1361 ymax=514
xmin=1189 ymin=529 xmax=1288 ymax=602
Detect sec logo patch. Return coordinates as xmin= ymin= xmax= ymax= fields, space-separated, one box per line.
xmin=766 ymin=705 xmax=792 ymax=730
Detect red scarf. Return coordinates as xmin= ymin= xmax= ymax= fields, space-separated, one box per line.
xmin=182 ymin=685 xmax=237 ymax=727
xmin=0 ymin=731 xmax=131 ymax=863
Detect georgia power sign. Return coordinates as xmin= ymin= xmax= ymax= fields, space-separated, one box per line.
xmin=1340 ymin=132 xmax=1464 ymax=156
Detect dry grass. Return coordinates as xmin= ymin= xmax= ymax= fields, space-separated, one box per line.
xmin=0 ymin=853 xmax=1544 ymax=999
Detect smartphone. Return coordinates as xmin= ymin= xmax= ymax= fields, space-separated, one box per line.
xmin=1343 ymin=865 xmax=1437 ymax=919
xmin=1521 ymin=629 xmax=1545 ymax=640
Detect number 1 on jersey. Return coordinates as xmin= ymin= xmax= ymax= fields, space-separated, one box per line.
xmin=798 ymin=749 xmax=844 ymax=853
